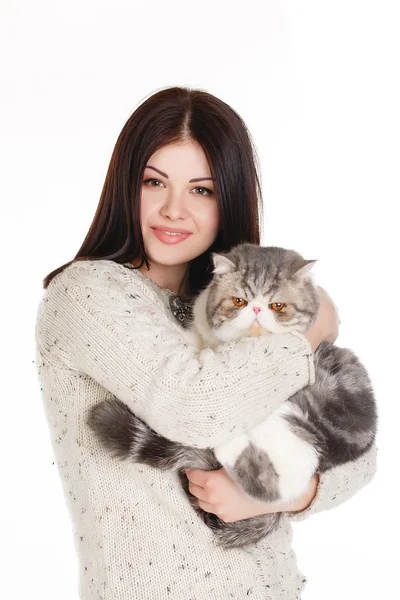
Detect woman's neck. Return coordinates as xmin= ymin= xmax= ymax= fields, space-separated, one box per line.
xmin=133 ymin=260 xmax=191 ymax=297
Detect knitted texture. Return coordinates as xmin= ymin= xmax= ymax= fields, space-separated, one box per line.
xmin=35 ymin=259 xmax=377 ymax=599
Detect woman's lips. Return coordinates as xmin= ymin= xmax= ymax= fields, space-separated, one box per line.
xmin=150 ymin=227 xmax=192 ymax=245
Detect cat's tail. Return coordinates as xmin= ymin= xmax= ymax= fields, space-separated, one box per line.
xmin=202 ymin=510 xmax=282 ymax=549
xmin=87 ymin=398 xmax=215 ymax=470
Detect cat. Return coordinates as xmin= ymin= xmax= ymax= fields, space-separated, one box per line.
xmin=87 ymin=243 xmax=377 ymax=550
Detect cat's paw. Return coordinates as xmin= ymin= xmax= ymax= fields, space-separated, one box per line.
xmin=249 ymin=409 xmax=319 ymax=503
xmin=233 ymin=445 xmax=281 ymax=503
xmin=274 ymin=457 xmax=318 ymax=503
xmin=214 ymin=434 xmax=249 ymax=469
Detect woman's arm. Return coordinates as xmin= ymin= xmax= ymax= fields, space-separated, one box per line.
xmin=186 ymin=442 xmax=377 ymax=522
xmin=35 ymin=260 xmax=315 ymax=449
xmin=185 ymin=468 xmax=320 ymax=522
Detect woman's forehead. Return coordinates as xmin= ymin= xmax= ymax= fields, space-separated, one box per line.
xmin=146 ymin=141 xmax=212 ymax=178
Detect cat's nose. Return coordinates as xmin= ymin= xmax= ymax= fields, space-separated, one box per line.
xmin=253 ymin=307 xmax=261 ymax=314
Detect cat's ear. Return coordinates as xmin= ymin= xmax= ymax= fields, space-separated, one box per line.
xmin=291 ymin=259 xmax=318 ymax=278
xmin=211 ymin=253 xmax=236 ymax=275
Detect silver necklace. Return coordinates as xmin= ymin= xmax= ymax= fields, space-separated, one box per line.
xmin=169 ymin=294 xmax=195 ymax=329
xmin=122 ymin=261 xmax=194 ymax=328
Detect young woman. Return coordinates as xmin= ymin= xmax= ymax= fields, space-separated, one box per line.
xmin=35 ymin=86 xmax=377 ymax=599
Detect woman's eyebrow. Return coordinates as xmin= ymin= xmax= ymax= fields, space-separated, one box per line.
xmin=146 ymin=165 xmax=215 ymax=183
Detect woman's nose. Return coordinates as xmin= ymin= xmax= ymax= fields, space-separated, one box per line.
xmin=161 ymin=191 xmax=189 ymax=219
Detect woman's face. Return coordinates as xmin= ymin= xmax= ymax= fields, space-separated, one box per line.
xmin=140 ymin=140 xmax=220 ymax=268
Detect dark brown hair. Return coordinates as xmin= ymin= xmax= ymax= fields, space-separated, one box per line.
xmin=43 ymin=86 xmax=264 ymax=296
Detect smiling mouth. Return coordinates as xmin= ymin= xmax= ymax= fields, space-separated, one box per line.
xmin=160 ymin=231 xmax=185 ymax=236
xmin=151 ymin=226 xmax=193 ymax=235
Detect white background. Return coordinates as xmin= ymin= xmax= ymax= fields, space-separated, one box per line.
xmin=1 ymin=1 xmax=398 ymax=598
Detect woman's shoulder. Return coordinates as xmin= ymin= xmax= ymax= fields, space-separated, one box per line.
xmin=48 ymin=259 xmax=164 ymax=297
xmin=36 ymin=258 xmax=179 ymax=352
xmin=41 ymin=258 xmax=174 ymax=322
xmin=53 ymin=259 xmax=138 ymax=287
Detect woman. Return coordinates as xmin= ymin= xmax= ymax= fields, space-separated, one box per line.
xmin=35 ymin=86 xmax=377 ymax=599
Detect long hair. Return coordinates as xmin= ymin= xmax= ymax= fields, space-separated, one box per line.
xmin=42 ymin=86 xmax=264 ymax=296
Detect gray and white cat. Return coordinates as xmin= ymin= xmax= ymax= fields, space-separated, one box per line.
xmin=87 ymin=244 xmax=377 ymax=549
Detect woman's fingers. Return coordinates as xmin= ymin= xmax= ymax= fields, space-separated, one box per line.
xmin=185 ymin=468 xmax=207 ymax=487
xmin=185 ymin=467 xmax=222 ymax=488
xmin=188 ymin=480 xmax=207 ymax=501
xmin=197 ymin=499 xmax=218 ymax=514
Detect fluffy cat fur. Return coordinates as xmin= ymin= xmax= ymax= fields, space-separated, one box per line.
xmin=87 ymin=244 xmax=377 ymax=549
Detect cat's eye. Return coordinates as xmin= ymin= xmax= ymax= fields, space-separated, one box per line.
xmin=232 ymin=297 xmax=248 ymax=307
xmin=268 ymin=303 xmax=286 ymax=312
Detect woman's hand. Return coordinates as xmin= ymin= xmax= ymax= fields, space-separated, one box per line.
xmin=304 ymin=286 xmax=341 ymax=352
xmin=185 ymin=467 xmax=320 ymax=523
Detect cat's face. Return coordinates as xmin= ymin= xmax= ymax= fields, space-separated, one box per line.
xmin=206 ymin=244 xmax=319 ymax=343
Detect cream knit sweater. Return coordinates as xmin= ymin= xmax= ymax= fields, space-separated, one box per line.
xmin=35 ymin=259 xmax=377 ymax=600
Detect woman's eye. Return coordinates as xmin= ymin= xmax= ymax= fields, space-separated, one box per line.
xmin=143 ymin=178 xmax=164 ymax=187
xmin=194 ymin=186 xmax=213 ymax=196
xmin=143 ymin=179 xmax=213 ymax=196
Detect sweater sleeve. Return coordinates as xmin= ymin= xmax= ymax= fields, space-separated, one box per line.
xmin=35 ymin=260 xmax=315 ymax=449
xmin=284 ymin=441 xmax=377 ymax=521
